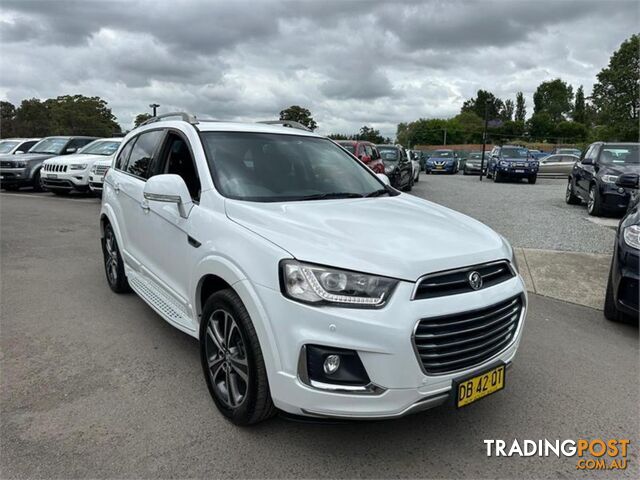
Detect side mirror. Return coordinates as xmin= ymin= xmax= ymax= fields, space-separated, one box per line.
xmin=581 ymin=157 xmax=593 ymax=165
xmin=65 ymin=147 xmax=77 ymax=154
xmin=616 ymin=173 xmax=639 ymax=189
xmin=376 ymin=173 xmax=390 ymax=186
xmin=143 ymin=174 xmax=193 ymax=218
xmin=15 ymin=150 xmax=24 ymax=154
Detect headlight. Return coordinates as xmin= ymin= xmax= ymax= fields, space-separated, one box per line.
xmin=384 ymin=165 xmax=395 ymax=174
xmin=601 ymin=175 xmax=619 ymax=184
xmin=69 ymin=163 xmax=88 ymax=170
xmin=623 ymin=225 xmax=640 ymax=249
xmin=280 ymin=260 xmax=398 ymax=308
xmin=14 ymin=161 xmax=27 ymax=168
xmin=499 ymin=160 xmax=509 ymax=167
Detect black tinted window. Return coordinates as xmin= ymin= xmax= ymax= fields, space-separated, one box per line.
xmin=115 ymin=138 xmax=136 ymax=170
xmin=124 ymin=130 xmax=164 ymax=179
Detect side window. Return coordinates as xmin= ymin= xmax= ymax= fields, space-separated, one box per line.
xmin=20 ymin=141 xmax=37 ymax=152
xmin=115 ymin=138 xmax=136 ymax=170
xmin=371 ymin=146 xmax=380 ymax=160
xmin=357 ymin=144 xmax=366 ymax=157
xmin=365 ymin=145 xmax=373 ymax=158
xmin=123 ymin=130 xmax=164 ymax=179
xmin=157 ymin=132 xmax=201 ymax=201
xmin=582 ymin=145 xmax=596 ymax=163
xmin=67 ymin=138 xmax=94 ymax=152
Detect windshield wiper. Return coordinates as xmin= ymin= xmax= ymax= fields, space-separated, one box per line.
xmin=297 ymin=192 xmax=365 ymax=201
xmin=365 ymin=188 xmax=391 ymax=197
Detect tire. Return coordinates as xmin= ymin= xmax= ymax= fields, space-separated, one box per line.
xmin=565 ymin=179 xmax=581 ymax=205
xmin=32 ymin=169 xmax=44 ymax=192
xmin=463 ymin=168 xmax=468 ymax=175
xmin=604 ymin=262 xmax=624 ymax=322
xmin=405 ymin=175 xmax=413 ymax=192
xmin=528 ymin=175 xmax=537 ymax=184
xmin=414 ymin=170 xmax=419 ymax=182
xmin=587 ymin=184 xmax=604 ymax=216
xmin=493 ymin=171 xmax=501 ymax=183
xmin=200 ymin=289 xmax=276 ymax=425
xmin=101 ymin=223 xmax=131 ymax=293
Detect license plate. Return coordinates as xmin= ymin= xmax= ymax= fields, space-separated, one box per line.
xmin=455 ymin=364 xmax=505 ymax=408
xmin=48 ymin=174 xmax=57 ymax=179
xmin=436 ymin=166 xmax=443 ymax=169
xmin=514 ymin=169 xmax=525 ymax=173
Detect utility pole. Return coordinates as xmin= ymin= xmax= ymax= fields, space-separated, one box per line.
xmin=443 ymin=128 xmax=447 ymax=146
xmin=149 ymin=103 xmax=160 ymax=117
xmin=479 ymin=99 xmax=490 ymax=181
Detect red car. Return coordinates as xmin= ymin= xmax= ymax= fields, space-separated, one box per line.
xmin=335 ymin=140 xmax=385 ymax=174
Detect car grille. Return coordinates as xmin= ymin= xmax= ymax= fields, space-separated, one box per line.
xmin=94 ymin=165 xmax=109 ymax=175
xmin=1 ymin=161 xmax=15 ymax=168
xmin=413 ymin=261 xmax=515 ymax=300
xmin=43 ymin=164 xmax=67 ymax=172
xmin=413 ymin=295 xmax=523 ymax=375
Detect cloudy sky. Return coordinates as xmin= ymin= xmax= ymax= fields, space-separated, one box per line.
xmin=0 ymin=0 xmax=638 ymax=138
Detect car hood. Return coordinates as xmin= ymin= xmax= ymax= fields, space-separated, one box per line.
xmin=0 ymin=152 xmax=55 ymax=163
xmin=600 ymin=164 xmax=640 ymax=176
xmin=225 ymin=194 xmax=509 ymax=281
xmin=43 ymin=153 xmax=108 ymax=165
xmin=502 ymin=157 xmax=534 ymax=162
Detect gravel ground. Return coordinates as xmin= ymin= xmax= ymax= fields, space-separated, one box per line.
xmin=411 ymin=173 xmax=618 ymax=254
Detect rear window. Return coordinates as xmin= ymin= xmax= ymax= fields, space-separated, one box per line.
xmin=337 ymin=143 xmax=355 ymax=154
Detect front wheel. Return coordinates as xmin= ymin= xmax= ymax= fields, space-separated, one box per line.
xmin=32 ymin=170 xmax=44 ymax=192
xmin=493 ymin=171 xmax=501 ymax=182
xmin=528 ymin=175 xmax=537 ymax=184
xmin=200 ymin=289 xmax=276 ymax=425
xmin=587 ymin=184 xmax=604 ymax=216
xmin=405 ymin=175 xmax=413 ymax=192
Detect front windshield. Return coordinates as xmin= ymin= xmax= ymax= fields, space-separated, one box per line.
xmin=501 ymin=147 xmax=529 ymax=158
xmin=0 ymin=141 xmax=19 ymax=154
xmin=433 ymin=150 xmax=453 ymax=158
xmin=201 ymin=132 xmax=386 ymax=202
xmin=469 ymin=152 xmax=483 ymax=160
xmin=377 ymin=147 xmax=398 ymax=161
xmin=80 ymin=140 xmax=121 ymax=156
xmin=29 ymin=137 xmax=68 ymax=154
xmin=599 ymin=145 xmax=639 ymax=165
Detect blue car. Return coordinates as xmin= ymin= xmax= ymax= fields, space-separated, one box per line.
xmin=487 ymin=145 xmax=539 ymax=184
xmin=424 ymin=149 xmax=459 ymax=174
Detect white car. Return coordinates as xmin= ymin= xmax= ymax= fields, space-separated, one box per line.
xmin=89 ymin=158 xmax=113 ymax=195
xmin=0 ymin=138 xmax=40 ymax=155
xmin=100 ymin=113 xmax=526 ymax=425
xmin=42 ymin=138 xmax=122 ymax=194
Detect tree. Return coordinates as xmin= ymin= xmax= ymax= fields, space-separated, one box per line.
xmin=502 ymin=99 xmax=515 ymax=121
xmin=591 ymin=34 xmax=639 ymax=141
xmin=496 ymin=120 xmax=525 ymax=139
xmin=461 ymin=89 xmax=504 ymax=120
xmin=327 ymin=133 xmax=349 ymax=140
xmin=353 ymin=125 xmax=385 ymax=143
xmin=526 ymin=112 xmax=555 ymax=141
xmin=279 ymin=105 xmax=317 ymax=131
xmin=533 ymin=79 xmax=574 ymax=122
xmin=515 ymin=92 xmax=526 ymax=122
xmin=453 ymin=112 xmax=484 ymax=143
xmin=573 ymin=85 xmax=586 ymax=124
xmin=0 ymin=101 xmax=16 ymax=138
xmin=134 ymin=113 xmax=152 ymax=128
xmin=12 ymin=98 xmax=54 ymax=137
xmin=396 ymin=122 xmax=411 ymax=146
xmin=555 ymin=121 xmax=588 ymax=142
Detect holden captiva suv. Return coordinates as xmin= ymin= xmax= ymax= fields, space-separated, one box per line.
xmin=100 ymin=113 xmax=527 ymax=425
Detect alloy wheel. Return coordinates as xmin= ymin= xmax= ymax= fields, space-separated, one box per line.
xmin=204 ymin=309 xmax=249 ymax=409
xmin=565 ymin=181 xmax=572 ymax=201
xmin=104 ymin=228 xmax=119 ymax=285
xmin=587 ymin=187 xmax=595 ymax=213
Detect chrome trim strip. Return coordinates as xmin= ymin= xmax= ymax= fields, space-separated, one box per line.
xmin=411 ymin=259 xmax=515 ymax=300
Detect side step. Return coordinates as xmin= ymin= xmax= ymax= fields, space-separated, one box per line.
xmin=127 ymin=270 xmax=195 ymax=333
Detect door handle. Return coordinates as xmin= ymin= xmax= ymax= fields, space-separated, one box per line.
xmin=114 ymin=182 xmax=120 ymax=194
xmin=140 ymin=201 xmax=150 ymax=213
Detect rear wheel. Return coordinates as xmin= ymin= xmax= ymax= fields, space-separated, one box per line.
xmin=200 ymin=289 xmax=276 ymax=425
xmin=565 ymin=179 xmax=581 ymax=204
xmin=101 ymin=223 xmax=131 ymax=293
xmin=587 ymin=184 xmax=604 ymax=216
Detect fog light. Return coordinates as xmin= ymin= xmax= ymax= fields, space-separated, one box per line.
xmin=618 ymin=187 xmax=625 ymax=193
xmin=323 ymin=354 xmax=340 ymax=375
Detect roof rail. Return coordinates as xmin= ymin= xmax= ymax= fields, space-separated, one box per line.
xmin=258 ymin=120 xmax=312 ymax=132
xmin=140 ymin=112 xmax=198 ymax=126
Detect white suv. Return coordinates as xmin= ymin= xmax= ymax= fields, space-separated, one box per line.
xmin=42 ymin=138 xmax=122 ymax=194
xmin=100 ymin=113 xmax=526 ymax=425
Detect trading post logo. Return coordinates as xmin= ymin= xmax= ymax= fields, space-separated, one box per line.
xmin=484 ymin=439 xmax=630 ymax=471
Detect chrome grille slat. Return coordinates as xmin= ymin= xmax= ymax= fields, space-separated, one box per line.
xmin=413 ymin=295 xmax=523 ymax=375
xmin=413 ymin=260 xmax=515 ymax=300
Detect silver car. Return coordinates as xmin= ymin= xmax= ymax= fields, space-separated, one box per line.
xmin=538 ymin=154 xmax=579 ymax=176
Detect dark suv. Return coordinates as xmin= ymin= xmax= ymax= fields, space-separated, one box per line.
xmin=487 ymin=145 xmax=539 ymax=183
xmin=375 ymin=144 xmax=413 ymax=190
xmin=566 ymin=142 xmax=639 ymax=216
xmin=335 ymin=140 xmax=384 ymax=174
xmin=0 ymin=136 xmax=97 ymax=191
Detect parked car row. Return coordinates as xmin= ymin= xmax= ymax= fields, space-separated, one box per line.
xmin=0 ymin=136 xmax=120 ymax=194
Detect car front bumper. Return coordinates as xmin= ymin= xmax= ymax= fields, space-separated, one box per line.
xmin=465 ymin=164 xmax=486 ymax=174
xmin=497 ymin=165 xmax=538 ymax=177
xmin=612 ymin=241 xmax=639 ymax=317
xmin=41 ymin=169 xmax=91 ymax=191
xmin=0 ymin=167 xmax=33 ymax=186
xmin=427 ymin=164 xmax=455 ymax=173
xmin=89 ymin=173 xmax=105 ymax=192
xmin=254 ymin=276 xmax=527 ymax=419
xmin=599 ymin=183 xmax=631 ymax=212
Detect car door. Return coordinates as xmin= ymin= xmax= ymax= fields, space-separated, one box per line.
xmin=560 ymin=155 xmax=577 ymax=176
xmin=576 ymin=145 xmax=598 ymax=197
xmin=137 ymin=129 xmax=203 ymax=326
xmin=540 ymin=154 xmax=561 ymax=174
xmin=112 ymin=129 xmax=165 ymax=270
